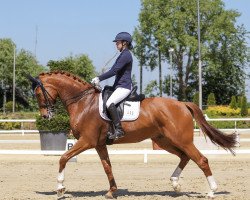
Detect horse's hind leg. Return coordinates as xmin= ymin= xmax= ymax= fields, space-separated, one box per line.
xmin=96 ymin=145 xmax=117 ymax=199
xmin=57 ymin=137 xmax=93 ymax=197
xmin=170 ymin=152 xmax=190 ymax=192
xmin=183 ymin=143 xmax=218 ymax=198
xmin=152 ymin=136 xmax=190 ymax=192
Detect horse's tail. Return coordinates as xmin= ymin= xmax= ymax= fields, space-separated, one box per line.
xmin=184 ymin=102 xmax=237 ymax=155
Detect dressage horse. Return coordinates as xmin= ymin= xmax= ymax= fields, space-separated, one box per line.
xmin=28 ymin=71 xmax=236 ymax=199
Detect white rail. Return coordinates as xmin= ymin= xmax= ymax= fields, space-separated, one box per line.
xmin=0 ymin=119 xmax=37 ymax=135
xmin=1 ymin=138 xmax=250 ymax=144
xmin=0 ymin=149 xmax=250 ymax=163
xmin=204 ymin=115 xmax=250 ymax=131
xmin=0 ymin=118 xmax=249 ymax=135
xmin=0 ymin=119 xmax=36 ymax=122
xmin=0 ymin=130 xmax=39 ymax=135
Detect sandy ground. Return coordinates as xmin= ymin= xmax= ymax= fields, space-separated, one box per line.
xmin=0 ymin=134 xmax=250 ymax=200
xmin=0 ymin=154 xmax=250 ymax=200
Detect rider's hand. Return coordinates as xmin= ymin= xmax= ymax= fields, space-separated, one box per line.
xmin=91 ymin=77 xmax=100 ymax=85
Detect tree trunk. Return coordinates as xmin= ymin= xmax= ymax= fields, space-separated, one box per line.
xmin=140 ymin=63 xmax=143 ymax=94
xmin=177 ymin=51 xmax=184 ymax=100
xmin=158 ymin=49 xmax=162 ymax=97
xmin=184 ymin=51 xmax=193 ymax=100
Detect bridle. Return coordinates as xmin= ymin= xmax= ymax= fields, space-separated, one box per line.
xmin=32 ymin=77 xmax=99 ymax=118
xmin=34 ymin=79 xmax=56 ymax=119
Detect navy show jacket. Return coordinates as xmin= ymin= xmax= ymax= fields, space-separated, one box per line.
xmin=98 ymin=48 xmax=133 ymax=90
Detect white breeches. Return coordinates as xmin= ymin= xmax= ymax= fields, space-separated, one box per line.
xmin=106 ymin=87 xmax=131 ymax=108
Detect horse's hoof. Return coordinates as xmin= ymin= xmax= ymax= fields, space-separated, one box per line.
xmin=206 ymin=191 xmax=215 ymax=199
xmin=57 ymin=187 xmax=66 ymax=197
xmin=173 ymin=183 xmax=181 ymax=192
xmin=105 ymin=191 xmax=114 ymax=199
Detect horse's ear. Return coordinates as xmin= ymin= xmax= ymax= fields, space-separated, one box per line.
xmin=25 ymin=74 xmax=40 ymax=91
xmin=26 ymin=74 xmax=37 ymax=84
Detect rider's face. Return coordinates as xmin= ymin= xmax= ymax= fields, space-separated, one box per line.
xmin=116 ymin=40 xmax=124 ymax=52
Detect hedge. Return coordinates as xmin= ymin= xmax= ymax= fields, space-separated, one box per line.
xmin=203 ymin=106 xmax=250 ymax=129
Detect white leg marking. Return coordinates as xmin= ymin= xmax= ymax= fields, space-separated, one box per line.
xmin=170 ymin=167 xmax=182 ymax=192
xmin=207 ymin=176 xmax=218 ymax=191
xmin=57 ymin=169 xmax=65 ymax=190
xmin=206 ymin=176 xmax=218 ymax=199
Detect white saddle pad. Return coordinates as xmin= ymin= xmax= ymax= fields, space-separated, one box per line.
xmin=98 ymin=93 xmax=140 ymax=121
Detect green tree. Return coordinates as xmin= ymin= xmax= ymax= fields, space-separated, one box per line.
xmin=240 ymin=96 xmax=248 ymax=116
xmin=133 ymin=4 xmax=164 ymax=97
xmin=132 ymin=27 xmax=147 ymax=94
xmin=193 ymin=92 xmax=199 ymax=106
xmin=47 ymin=54 xmax=95 ymax=81
xmin=16 ymin=49 xmax=44 ymax=109
xmin=237 ymin=96 xmax=242 ymax=108
xmin=144 ymin=80 xmax=159 ymax=97
xmin=207 ymin=93 xmax=216 ymax=106
xmin=134 ymin=0 xmax=249 ymax=103
xmin=0 ymin=38 xmax=44 ymax=111
xmin=132 ymin=74 xmax=137 ymax=87
xmin=229 ymin=96 xmax=237 ymax=109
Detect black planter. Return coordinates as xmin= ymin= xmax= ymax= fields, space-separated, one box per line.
xmin=39 ymin=131 xmax=67 ymax=150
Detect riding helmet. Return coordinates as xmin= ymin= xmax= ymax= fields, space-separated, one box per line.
xmin=113 ymin=32 xmax=132 ymax=43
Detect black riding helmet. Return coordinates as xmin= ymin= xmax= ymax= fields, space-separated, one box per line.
xmin=113 ymin=32 xmax=133 ymax=49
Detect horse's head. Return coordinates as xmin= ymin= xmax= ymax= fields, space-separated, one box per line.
xmin=27 ymin=74 xmax=58 ymax=119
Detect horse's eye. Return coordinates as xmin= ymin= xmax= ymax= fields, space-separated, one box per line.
xmin=36 ymin=93 xmax=42 ymax=98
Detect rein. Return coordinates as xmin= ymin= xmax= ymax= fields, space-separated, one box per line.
xmin=63 ymin=87 xmax=96 ymax=107
xmin=35 ymin=78 xmax=98 ymax=110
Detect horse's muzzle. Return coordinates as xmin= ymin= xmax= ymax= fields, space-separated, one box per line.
xmin=42 ymin=114 xmax=49 ymax=119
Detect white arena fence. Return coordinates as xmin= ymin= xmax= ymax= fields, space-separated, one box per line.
xmin=0 ymin=149 xmax=250 ymax=163
xmin=0 ymin=119 xmax=38 ymax=135
xmin=0 ymin=117 xmax=250 ymax=134
xmin=0 ymin=118 xmax=250 ymax=162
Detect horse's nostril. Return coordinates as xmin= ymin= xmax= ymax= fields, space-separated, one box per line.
xmin=42 ymin=115 xmax=48 ymax=119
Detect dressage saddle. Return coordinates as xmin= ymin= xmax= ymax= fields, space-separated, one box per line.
xmin=102 ymin=85 xmax=145 ymax=119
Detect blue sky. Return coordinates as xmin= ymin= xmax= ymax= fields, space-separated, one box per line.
xmin=0 ymin=0 xmax=249 ymax=99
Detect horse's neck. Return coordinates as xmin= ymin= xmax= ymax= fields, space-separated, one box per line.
xmin=45 ymin=75 xmax=89 ymax=103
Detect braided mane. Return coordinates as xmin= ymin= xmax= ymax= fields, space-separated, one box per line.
xmin=39 ymin=70 xmax=87 ymax=85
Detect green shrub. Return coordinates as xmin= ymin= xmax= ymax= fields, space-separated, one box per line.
xmin=0 ymin=112 xmax=38 ymax=130
xmin=206 ymin=120 xmax=250 ymax=129
xmin=240 ymin=96 xmax=248 ymax=116
xmin=206 ymin=106 xmax=240 ymax=117
xmin=204 ymin=105 xmax=250 ymax=128
xmin=207 ymin=93 xmax=216 ymax=106
xmin=0 ymin=120 xmax=21 ymax=130
xmin=247 ymin=102 xmax=250 ymax=108
xmin=5 ymin=101 xmax=13 ymax=113
xmin=36 ymin=114 xmax=70 ymax=132
xmin=237 ymin=96 xmax=242 ymax=108
xmin=193 ymin=92 xmax=199 ymax=106
xmin=229 ymin=96 xmax=237 ymax=109
xmin=35 ymin=100 xmax=70 ymax=133
xmin=4 ymin=101 xmax=25 ymax=113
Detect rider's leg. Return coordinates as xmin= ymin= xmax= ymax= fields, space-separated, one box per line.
xmin=106 ymin=87 xmax=131 ymax=140
xmin=107 ymin=103 xmax=125 ymax=139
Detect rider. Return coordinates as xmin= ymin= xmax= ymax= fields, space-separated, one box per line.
xmin=91 ymin=32 xmax=133 ymax=140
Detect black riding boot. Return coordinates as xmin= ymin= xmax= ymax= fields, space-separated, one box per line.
xmin=107 ymin=103 xmax=125 ymax=140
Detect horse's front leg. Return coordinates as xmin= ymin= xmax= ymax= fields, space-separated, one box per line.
xmin=96 ymin=145 xmax=117 ymax=199
xmin=57 ymin=137 xmax=93 ymax=197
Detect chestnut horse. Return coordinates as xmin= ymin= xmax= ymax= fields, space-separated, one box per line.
xmin=28 ymin=71 xmax=236 ymax=199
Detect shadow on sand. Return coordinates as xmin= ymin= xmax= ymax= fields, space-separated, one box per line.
xmin=36 ymin=189 xmax=231 ymax=199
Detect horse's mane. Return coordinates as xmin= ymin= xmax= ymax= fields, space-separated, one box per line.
xmin=39 ymin=70 xmax=88 ymax=85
